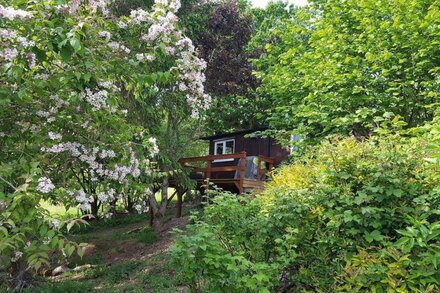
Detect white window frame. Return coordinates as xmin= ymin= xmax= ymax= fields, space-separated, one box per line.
xmin=213 ymin=138 xmax=235 ymax=162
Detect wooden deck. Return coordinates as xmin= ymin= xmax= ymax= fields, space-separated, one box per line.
xmin=179 ymin=152 xmax=274 ymax=194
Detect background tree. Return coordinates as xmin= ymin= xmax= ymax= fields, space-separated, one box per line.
xmin=190 ymin=0 xmax=267 ymax=133
xmin=257 ymin=0 xmax=440 ymax=144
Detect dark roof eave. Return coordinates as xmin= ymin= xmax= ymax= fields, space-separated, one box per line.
xmin=199 ymin=128 xmax=268 ymax=140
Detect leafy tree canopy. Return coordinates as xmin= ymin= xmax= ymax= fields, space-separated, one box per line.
xmin=257 ymin=0 xmax=440 ymax=144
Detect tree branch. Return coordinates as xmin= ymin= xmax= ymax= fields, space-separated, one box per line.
xmin=0 ymin=175 xmax=17 ymax=191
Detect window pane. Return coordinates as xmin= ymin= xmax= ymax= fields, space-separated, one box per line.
xmin=225 ymin=141 xmax=234 ymax=154
xmin=215 ymin=143 xmax=224 ymax=155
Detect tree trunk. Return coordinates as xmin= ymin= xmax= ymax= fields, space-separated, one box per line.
xmin=11 ymin=258 xmax=32 ymax=291
xmin=176 ymin=193 xmax=183 ymax=218
xmin=175 ymin=187 xmax=185 ymax=218
xmin=90 ymin=199 xmax=100 ymax=219
xmin=126 ymin=192 xmax=135 ymax=214
xmin=148 ymin=179 xmax=169 ymax=230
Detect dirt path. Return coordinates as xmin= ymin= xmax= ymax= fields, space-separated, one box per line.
xmin=43 ymin=215 xmax=190 ymax=292
xmin=73 ymin=216 xmax=189 ymax=265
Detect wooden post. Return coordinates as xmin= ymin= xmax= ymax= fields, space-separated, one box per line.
xmin=257 ymin=156 xmax=262 ymax=181
xmin=175 ymin=187 xmax=186 ymax=218
xmin=206 ymin=160 xmax=212 ymax=179
xmin=268 ymin=160 xmax=273 ymax=172
xmin=238 ymin=152 xmax=246 ymax=194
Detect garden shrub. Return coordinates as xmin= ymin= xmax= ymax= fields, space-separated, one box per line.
xmin=172 ymin=133 xmax=440 ymax=291
xmin=171 ymin=194 xmax=296 ymax=292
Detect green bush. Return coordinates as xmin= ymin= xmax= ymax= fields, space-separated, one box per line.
xmin=172 ymin=134 xmax=440 ymax=291
xmin=171 ymin=195 xmax=295 ymax=292
xmin=337 ymin=220 xmax=440 ymax=292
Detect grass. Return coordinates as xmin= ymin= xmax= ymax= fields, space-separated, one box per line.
xmin=69 ymin=213 xmax=149 ymax=234
xmin=22 ymin=195 xmax=190 ymax=292
xmin=137 ymin=254 xmax=185 ymax=293
xmin=25 ymin=210 xmax=187 ymax=293
xmin=27 ymin=254 xmax=184 ymax=293
xmin=24 ymin=280 xmax=95 ymax=293
xmin=135 ymin=227 xmax=159 ymax=244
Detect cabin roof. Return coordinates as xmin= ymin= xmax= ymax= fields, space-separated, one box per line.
xmin=199 ymin=128 xmax=268 ymax=140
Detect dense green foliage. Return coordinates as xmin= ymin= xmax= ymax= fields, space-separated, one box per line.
xmin=257 ymin=0 xmax=440 ymax=143
xmin=172 ymin=129 xmax=440 ymax=291
xmin=172 ymin=195 xmax=291 ymax=292
xmin=172 ymin=0 xmax=440 ymax=290
xmin=1 ymin=0 xmax=439 ymax=291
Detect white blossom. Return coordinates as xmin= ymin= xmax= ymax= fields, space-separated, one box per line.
xmin=0 ymin=29 xmax=16 ymax=39
xmin=75 ymin=189 xmax=88 ymax=203
xmin=99 ymin=149 xmax=116 ymax=159
xmin=98 ymin=81 xmax=119 ymax=91
xmin=148 ymin=137 xmax=159 ymax=156
xmin=11 ymin=251 xmax=23 ymax=262
xmin=98 ymin=31 xmax=111 ymax=41
xmin=80 ymin=120 xmax=90 ymax=129
xmin=79 ymin=203 xmax=91 ymax=211
xmin=48 ymin=131 xmax=62 ymax=140
xmin=17 ymin=36 xmax=35 ymax=48
xmin=89 ymin=0 xmax=108 ymax=15
xmin=36 ymin=177 xmax=55 ymax=193
xmin=98 ymin=192 xmax=108 ymax=202
xmin=25 ymin=52 xmax=36 ymax=67
xmin=80 ymin=88 xmax=108 ymax=111
xmin=135 ymin=201 xmax=149 ymax=213
xmin=129 ymin=9 xmax=150 ymax=24
xmin=35 ymin=73 xmax=49 ymax=81
xmin=165 ymin=46 xmax=175 ymax=55
xmin=0 ymin=48 xmax=18 ymax=61
xmin=76 ymin=189 xmax=94 ymax=211
xmin=51 ymin=219 xmax=60 ymax=229
xmin=108 ymin=42 xmax=130 ymax=54
xmin=117 ymin=21 xmax=128 ymax=28
xmin=169 ymin=0 xmax=181 ymax=13
xmin=0 ymin=5 xmax=32 ymax=20
xmin=36 ymin=110 xmax=50 ymax=118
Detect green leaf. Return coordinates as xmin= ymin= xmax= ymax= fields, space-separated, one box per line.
xmin=70 ymin=38 xmax=81 ymax=52
xmin=364 ymin=230 xmax=383 ymax=243
xmin=60 ymin=45 xmax=74 ymax=61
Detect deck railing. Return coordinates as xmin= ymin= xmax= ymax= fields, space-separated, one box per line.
xmin=178 ymin=151 xmax=274 ymax=182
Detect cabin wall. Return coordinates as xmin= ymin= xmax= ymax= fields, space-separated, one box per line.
xmin=268 ymin=137 xmax=290 ymax=167
xmin=208 ymin=134 xmax=289 ymax=167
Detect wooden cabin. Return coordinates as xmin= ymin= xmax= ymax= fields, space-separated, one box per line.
xmin=179 ymin=129 xmax=290 ymax=194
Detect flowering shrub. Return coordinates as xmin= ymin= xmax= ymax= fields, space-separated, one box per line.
xmin=0 ymin=0 xmax=209 ymax=287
